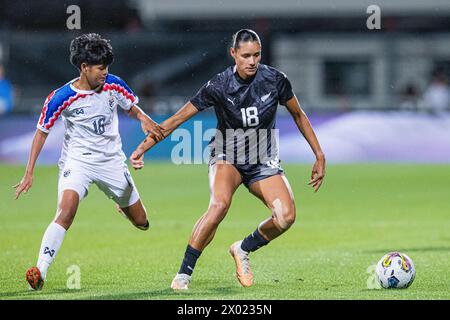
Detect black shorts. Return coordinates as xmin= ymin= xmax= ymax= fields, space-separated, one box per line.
xmin=208 ymin=155 xmax=284 ymax=188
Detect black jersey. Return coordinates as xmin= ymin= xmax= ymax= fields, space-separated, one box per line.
xmin=190 ymin=64 xmax=294 ymax=165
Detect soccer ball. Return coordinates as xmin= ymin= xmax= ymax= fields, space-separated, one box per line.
xmin=375 ymin=252 xmax=415 ymax=289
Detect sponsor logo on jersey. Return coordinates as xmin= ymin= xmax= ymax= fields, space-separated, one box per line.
xmin=227 ymin=97 xmax=236 ymax=106
xmin=74 ymin=108 xmax=85 ymax=115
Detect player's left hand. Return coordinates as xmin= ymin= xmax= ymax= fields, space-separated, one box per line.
xmin=308 ymin=156 xmax=325 ymax=192
xmin=130 ymin=149 xmax=145 ymax=170
xmin=141 ymin=118 xmax=164 ymax=142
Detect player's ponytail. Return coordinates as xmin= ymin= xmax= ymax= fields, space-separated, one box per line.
xmin=231 ymin=29 xmax=261 ymax=50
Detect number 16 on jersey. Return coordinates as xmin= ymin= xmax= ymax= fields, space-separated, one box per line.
xmin=92 ymin=116 xmax=106 ymax=135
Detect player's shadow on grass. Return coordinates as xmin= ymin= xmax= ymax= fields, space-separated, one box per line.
xmin=1 ymin=286 xmax=242 ymax=300
xmin=365 ymin=246 xmax=450 ymax=254
xmin=0 ymin=288 xmax=89 ymax=299
xmin=0 ymin=291 xmax=32 ymax=298
xmin=83 ymin=289 xmax=175 ymax=300
xmin=88 ymin=286 xmax=241 ymax=300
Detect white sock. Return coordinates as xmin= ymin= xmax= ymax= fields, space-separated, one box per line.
xmin=36 ymin=222 xmax=67 ymax=279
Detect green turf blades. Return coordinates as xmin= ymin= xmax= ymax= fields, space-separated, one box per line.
xmin=0 ymin=164 xmax=449 ymax=299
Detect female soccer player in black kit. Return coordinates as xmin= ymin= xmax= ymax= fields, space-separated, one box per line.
xmin=130 ymin=29 xmax=326 ymax=290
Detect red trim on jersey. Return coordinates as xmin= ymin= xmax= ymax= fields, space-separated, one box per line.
xmin=103 ymin=83 xmax=136 ymax=103
xmin=44 ymin=93 xmax=88 ymax=130
xmin=38 ymin=90 xmax=56 ymax=126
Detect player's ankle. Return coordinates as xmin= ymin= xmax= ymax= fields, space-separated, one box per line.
xmin=178 ymin=245 xmax=201 ymax=276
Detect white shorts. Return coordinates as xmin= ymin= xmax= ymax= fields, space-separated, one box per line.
xmin=57 ymin=159 xmax=140 ymax=208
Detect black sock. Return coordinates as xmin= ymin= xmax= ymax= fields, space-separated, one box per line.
xmin=178 ymin=245 xmax=202 ymax=276
xmin=241 ymin=228 xmax=270 ymax=253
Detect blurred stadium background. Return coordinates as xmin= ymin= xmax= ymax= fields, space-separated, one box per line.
xmin=0 ymin=0 xmax=450 ymax=164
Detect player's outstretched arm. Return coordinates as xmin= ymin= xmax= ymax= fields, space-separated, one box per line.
xmin=126 ymin=104 xmax=164 ymax=142
xmin=284 ymin=95 xmax=326 ymax=192
xmin=13 ymin=129 xmax=48 ymax=199
xmin=130 ymin=102 xmax=198 ymax=169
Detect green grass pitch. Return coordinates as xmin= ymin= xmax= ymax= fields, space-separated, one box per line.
xmin=0 ymin=163 xmax=449 ymax=300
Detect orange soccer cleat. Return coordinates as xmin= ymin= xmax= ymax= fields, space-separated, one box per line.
xmin=26 ymin=267 xmax=44 ymax=291
xmin=229 ymin=241 xmax=253 ymax=287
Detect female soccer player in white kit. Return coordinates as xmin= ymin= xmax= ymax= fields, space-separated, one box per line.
xmin=14 ymin=33 xmax=164 ymax=290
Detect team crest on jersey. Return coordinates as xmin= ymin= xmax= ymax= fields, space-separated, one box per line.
xmin=261 ymin=92 xmax=272 ymax=102
xmin=108 ymin=92 xmax=115 ymax=109
xmin=63 ymin=169 xmax=71 ymax=178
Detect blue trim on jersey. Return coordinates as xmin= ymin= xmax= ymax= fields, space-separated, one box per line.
xmin=105 ymin=74 xmax=136 ymax=96
xmin=41 ymin=84 xmax=78 ymax=128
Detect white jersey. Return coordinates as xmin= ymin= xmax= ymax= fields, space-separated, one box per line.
xmin=37 ymin=74 xmax=138 ymax=166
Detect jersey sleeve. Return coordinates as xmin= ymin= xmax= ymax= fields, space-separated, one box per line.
xmin=190 ymin=76 xmax=221 ymax=111
xmin=36 ymin=88 xmax=80 ymax=133
xmin=276 ymin=71 xmax=294 ymax=106
xmin=36 ymin=91 xmax=57 ymax=133
xmin=105 ymin=75 xmax=139 ymax=111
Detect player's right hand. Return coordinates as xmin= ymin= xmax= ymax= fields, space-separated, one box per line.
xmin=308 ymin=156 xmax=325 ymax=192
xmin=141 ymin=118 xmax=165 ymax=142
xmin=13 ymin=173 xmax=33 ymax=199
xmin=130 ymin=150 xmax=144 ymax=170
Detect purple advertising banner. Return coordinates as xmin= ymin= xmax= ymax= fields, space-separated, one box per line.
xmin=1 ymin=111 xmax=449 ymax=164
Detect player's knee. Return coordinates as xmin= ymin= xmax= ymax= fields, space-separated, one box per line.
xmin=210 ymin=200 xmax=230 ymax=214
xmin=283 ymin=207 xmax=296 ymax=228
xmin=208 ymin=200 xmax=230 ymax=223
xmin=273 ymin=204 xmax=296 ymax=230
